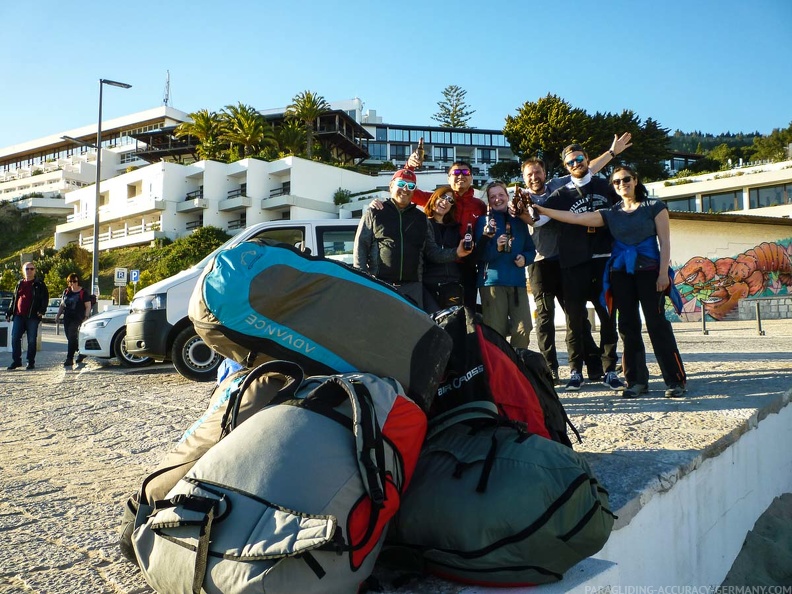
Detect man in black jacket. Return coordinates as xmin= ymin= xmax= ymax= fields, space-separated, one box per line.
xmin=543 ymin=145 xmax=622 ymax=392
xmin=6 ymin=261 xmax=49 ymax=370
xmin=353 ymin=169 xmax=471 ymax=308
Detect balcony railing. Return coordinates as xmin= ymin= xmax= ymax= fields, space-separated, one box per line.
xmin=186 ymin=189 xmax=204 ymax=200
xmin=227 ymin=188 xmax=246 ymax=198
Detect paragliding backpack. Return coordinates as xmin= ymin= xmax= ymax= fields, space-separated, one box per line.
xmin=130 ymin=365 xmax=427 ymax=594
xmin=119 ymin=360 xmax=303 ymax=564
xmin=189 ymin=238 xmax=452 ymax=412
xmin=432 ymin=306 xmax=578 ymax=446
xmin=387 ymin=403 xmax=615 ymax=587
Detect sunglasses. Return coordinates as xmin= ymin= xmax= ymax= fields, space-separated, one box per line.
xmin=438 ymin=194 xmax=455 ymax=205
xmin=565 ymin=155 xmax=586 ymax=167
xmin=395 ymin=179 xmax=416 ymax=191
xmin=450 ymin=168 xmax=471 ymax=176
xmin=25 ymin=267 xmax=35 ymax=271
xmin=612 ymin=176 xmax=633 ymax=186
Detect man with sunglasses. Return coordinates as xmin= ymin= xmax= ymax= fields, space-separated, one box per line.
xmin=517 ymin=133 xmax=632 ymax=384
xmin=541 ymin=144 xmax=623 ymax=393
xmin=354 ymin=169 xmax=472 ymax=308
xmin=5 ymin=261 xmax=49 ymax=371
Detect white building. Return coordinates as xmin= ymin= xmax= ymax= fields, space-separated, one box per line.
xmin=0 ymin=106 xmax=190 ymax=214
xmin=53 ymin=156 xmax=449 ymax=251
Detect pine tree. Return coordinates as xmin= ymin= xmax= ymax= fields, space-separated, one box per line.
xmin=431 ymin=85 xmax=475 ymax=128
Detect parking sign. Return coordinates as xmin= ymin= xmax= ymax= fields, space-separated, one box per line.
xmin=115 ymin=268 xmax=128 ymax=286
xmin=130 ymin=269 xmax=140 ymax=283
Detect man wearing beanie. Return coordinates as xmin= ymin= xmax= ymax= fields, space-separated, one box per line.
xmin=354 ymin=169 xmax=472 ymax=309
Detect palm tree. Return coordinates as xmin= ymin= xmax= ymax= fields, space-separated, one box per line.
xmin=220 ymin=102 xmax=277 ymax=159
xmin=174 ymin=109 xmax=224 ymax=160
xmin=276 ymin=120 xmax=306 ymax=156
xmin=285 ymin=90 xmax=330 ymax=159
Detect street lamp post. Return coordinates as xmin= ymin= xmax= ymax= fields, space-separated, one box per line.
xmin=92 ymin=78 xmax=131 ymax=303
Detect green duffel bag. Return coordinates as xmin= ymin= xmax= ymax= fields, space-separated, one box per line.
xmin=387 ymin=403 xmax=615 ymax=586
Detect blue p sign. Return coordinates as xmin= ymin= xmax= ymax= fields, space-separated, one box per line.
xmin=130 ymin=269 xmax=140 ymax=283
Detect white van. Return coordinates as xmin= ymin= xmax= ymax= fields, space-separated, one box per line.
xmin=125 ymin=219 xmax=359 ymax=381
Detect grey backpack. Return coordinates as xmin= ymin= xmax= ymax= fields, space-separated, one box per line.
xmin=131 ymin=370 xmax=427 ymax=594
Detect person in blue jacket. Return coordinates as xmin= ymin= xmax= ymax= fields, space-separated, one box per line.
xmin=474 ymin=181 xmax=536 ymax=348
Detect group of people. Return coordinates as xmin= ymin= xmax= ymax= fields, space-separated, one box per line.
xmin=353 ymin=134 xmax=687 ymax=399
xmin=5 ymin=263 xmax=93 ymax=370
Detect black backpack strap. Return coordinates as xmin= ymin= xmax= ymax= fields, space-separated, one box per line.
xmin=298 ymin=376 xmax=386 ymax=509
xmin=226 ymin=360 xmax=304 ymax=431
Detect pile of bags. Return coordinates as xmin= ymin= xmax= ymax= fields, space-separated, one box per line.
xmin=119 ymin=239 xmax=615 ymax=593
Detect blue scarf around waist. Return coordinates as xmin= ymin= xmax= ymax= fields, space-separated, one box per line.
xmin=601 ymin=237 xmax=683 ymax=314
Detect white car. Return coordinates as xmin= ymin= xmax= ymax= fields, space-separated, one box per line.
xmin=78 ymin=308 xmax=153 ymax=368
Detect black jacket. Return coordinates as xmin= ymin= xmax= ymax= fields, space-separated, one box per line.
xmin=7 ymin=278 xmax=49 ymax=319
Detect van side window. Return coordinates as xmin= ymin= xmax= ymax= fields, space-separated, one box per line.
xmin=249 ymin=227 xmax=306 ymax=251
xmin=318 ymin=227 xmax=356 ymax=265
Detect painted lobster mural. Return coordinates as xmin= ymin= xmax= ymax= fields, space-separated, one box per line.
xmin=673 ymin=241 xmax=792 ymax=320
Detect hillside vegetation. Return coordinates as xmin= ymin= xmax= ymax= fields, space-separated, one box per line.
xmin=0 ymin=204 xmax=229 ymax=300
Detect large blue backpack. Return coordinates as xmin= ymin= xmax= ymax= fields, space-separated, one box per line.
xmin=189 ymin=238 xmax=452 ymax=411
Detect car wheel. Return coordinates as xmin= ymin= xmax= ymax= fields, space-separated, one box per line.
xmin=113 ymin=328 xmax=154 ymax=368
xmin=171 ymin=326 xmax=222 ymax=382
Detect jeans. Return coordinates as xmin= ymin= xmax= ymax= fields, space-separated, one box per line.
xmin=11 ymin=315 xmax=41 ymax=365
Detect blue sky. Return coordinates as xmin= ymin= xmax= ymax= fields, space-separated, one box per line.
xmin=1 ymin=0 xmax=790 ymax=148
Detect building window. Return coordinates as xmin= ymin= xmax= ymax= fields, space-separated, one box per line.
xmin=471 ymin=133 xmax=490 ymax=145
xmin=409 ymin=130 xmax=428 ymax=142
xmin=491 ymin=134 xmax=507 ymax=147
xmin=390 ymin=145 xmax=409 ymax=161
xmin=666 ymin=197 xmax=696 ymax=212
xmin=388 ymin=128 xmax=410 ymax=142
xmin=375 ymin=127 xmax=387 ymax=142
xmin=367 ymin=142 xmax=387 ymax=160
xmin=430 ymin=130 xmax=451 ymax=144
xmin=702 ymin=190 xmax=741 ymax=213
xmin=478 ymin=148 xmax=495 ymax=164
xmin=451 ymin=132 xmax=471 ymax=145
xmin=749 ymin=183 xmax=792 ymax=208
xmin=434 ymin=146 xmax=454 ymax=162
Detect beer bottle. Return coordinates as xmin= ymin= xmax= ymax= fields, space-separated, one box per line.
xmin=463 ymin=223 xmax=474 ymax=251
xmin=523 ymin=192 xmax=541 ymax=223
xmin=406 ymin=137 xmax=425 ymax=172
xmin=503 ymin=222 xmax=512 ymax=253
xmin=511 ymin=185 xmax=526 ymax=216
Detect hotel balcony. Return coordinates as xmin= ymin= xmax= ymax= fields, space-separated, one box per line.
xmin=177 ymin=188 xmax=207 ymax=213
xmin=219 ymin=187 xmax=251 ymax=212
xmin=61 ymin=194 xmax=165 ymax=232
xmin=76 ymin=221 xmax=166 ymax=251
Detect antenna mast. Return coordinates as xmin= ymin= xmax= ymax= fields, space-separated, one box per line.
xmin=163 ymin=70 xmax=170 ymax=106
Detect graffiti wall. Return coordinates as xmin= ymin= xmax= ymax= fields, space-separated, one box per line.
xmin=671 ymin=239 xmax=792 ymax=321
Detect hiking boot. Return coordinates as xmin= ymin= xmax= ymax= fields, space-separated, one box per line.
xmin=565 ymin=371 xmax=584 ymax=392
xmin=622 ymin=383 xmax=648 ymax=399
xmin=664 ymin=384 xmax=687 ymax=398
xmin=75 ymin=354 xmax=86 ymax=364
xmin=551 ymin=368 xmax=561 ymax=386
xmin=64 ymin=359 xmax=74 ymax=368
xmin=6 ymin=362 xmax=22 ymax=370
xmin=25 ymin=363 xmax=35 ymax=370
xmin=603 ymin=371 xmax=625 ymax=391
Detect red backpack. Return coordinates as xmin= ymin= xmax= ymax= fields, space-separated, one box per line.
xmin=432 ymin=307 xmax=579 ymax=447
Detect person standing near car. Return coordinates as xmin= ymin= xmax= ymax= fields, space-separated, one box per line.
xmin=55 ymin=273 xmax=92 ymax=368
xmin=5 ymin=261 xmax=49 ymax=371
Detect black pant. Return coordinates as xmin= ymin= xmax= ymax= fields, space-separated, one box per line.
xmin=63 ymin=317 xmax=82 ymax=361
xmin=460 ymin=263 xmax=478 ymax=310
xmin=562 ymin=259 xmax=618 ymax=375
xmin=611 ymin=269 xmax=686 ymax=387
xmin=528 ymin=259 xmax=564 ymax=372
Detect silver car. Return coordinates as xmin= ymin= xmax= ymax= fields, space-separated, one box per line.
xmin=78 ymin=308 xmax=153 ymax=367
xmin=43 ymin=298 xmax=62 ymax=323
